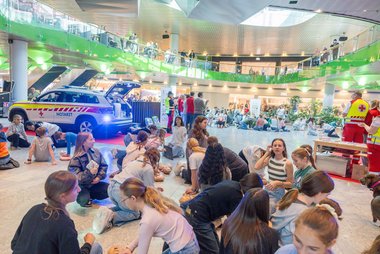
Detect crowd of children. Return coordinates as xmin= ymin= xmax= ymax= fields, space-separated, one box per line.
xmin=4 ymin=113 xmax=379 ymax=254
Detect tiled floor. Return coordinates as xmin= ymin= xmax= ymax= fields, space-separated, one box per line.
xmin=0 ymin=118 xmax=378 ymax=254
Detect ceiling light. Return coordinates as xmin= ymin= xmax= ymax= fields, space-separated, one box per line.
xmin=178 ymin=81 xmax=182 ymax=86
xmin=149 ymin=80 xmax=152 ymax=84
xmin=301 ymin=51 xmax=305 ymax=56
xmin=256 ymin=57 xmax=261 ymax=60
xmin=216 ymin=53 xmax=221 ymax=56
xmin=282 ymin=52 xmax=288 ymax=57
xmin=237 ymin=85 xmax=240 ymax=89
xmin=233 ymin=53 xmax=238 ymax=57
xmin=342 ymin=81 xmax=350 ymax=89
xmin=315 ymin=9 xmax=322 ymax=13
xmin=194 ymin=82 xmax=197 ymax=86
xmin=202 ymin=51 xmax=208 ymax=56
xmin=250 ymin=53 xmax=253 ymax=57
xmin=241 ymin=7 xmax=316 ymax=27
xmin=164 ymin=80 xmax=168 ymax=85
xmin=264 ymin=53 xmax=270 ymax=57
xmin=209 ymin=83 xmax=212 ymax=87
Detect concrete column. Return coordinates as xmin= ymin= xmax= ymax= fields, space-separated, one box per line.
xmin=10 ymin=40 xmax=28 ymax=101
xmin=170 ymin=33 xmax=179 ymax=53
xmin=323 ymin=83 xmax=335 ymax=108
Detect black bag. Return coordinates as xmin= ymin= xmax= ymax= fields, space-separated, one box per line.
xmin=163 ymin=145 xmax=173 ymax=160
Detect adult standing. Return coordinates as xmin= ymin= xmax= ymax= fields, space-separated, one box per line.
xmin=342 ymin=91 xmax=369 ymax=165
xmin=194 ymin=92 xmax=207 ymax=119
xmin=165 ymin=91 xmax=175 ymax=134
xmin=68 ymin=132 xmax=109 ymax=207
xmin=177 ymin=94 xmax=185 ymax=117
xmin=27 ymin=87 xmax=40 ymax=101
xmin=186 ymin=92 xmax=195 ymax=130
xmin=359 ymin=115 xmax=380 ymax=174
xmin=363 ymin=100 xmax=380 ymax=165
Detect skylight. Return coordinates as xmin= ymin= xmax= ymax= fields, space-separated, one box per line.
xmin=241 ymin=7 xmax=316 ymax=27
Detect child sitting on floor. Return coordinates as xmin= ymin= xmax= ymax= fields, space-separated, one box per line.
xmin=0 ymin=123 xmax=20 ymax=170
xmin=25 ymin=127 xmax=57 ymax=165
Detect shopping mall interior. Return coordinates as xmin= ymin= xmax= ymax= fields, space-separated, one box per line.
xmin=0 ymin=0 xmax=380 ymax=254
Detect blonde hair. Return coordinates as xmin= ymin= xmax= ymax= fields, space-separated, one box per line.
xmin=120 ymin=178 xmax=182 ymax=214
xmin=187 ymin=138 xmax=206 ymax=153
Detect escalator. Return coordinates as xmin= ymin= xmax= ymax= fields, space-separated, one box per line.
xmin=31 ymin=66 xmax=68 ymax=91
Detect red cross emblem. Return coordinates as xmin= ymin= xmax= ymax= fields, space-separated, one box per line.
xmin=39 ymin=111 xmax=44 ymax=117
xmin=358 ymin=104 xmax=366 ymax=112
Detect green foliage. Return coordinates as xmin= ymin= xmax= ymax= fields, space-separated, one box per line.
xmin=319 ymin=107 xmax=342 ymax=126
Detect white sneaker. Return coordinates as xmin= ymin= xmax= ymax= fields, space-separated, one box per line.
xmin=93 ymin=206 xmax=114 ymax=234
xmin=174 ymin=161 xmax=186 ymax=176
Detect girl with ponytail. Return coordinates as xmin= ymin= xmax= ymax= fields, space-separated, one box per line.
xmin=271 ymin=171 xmax=335 ymax=246
xmin=292 ymin=145 xmax=317 ymax=189
xmin=121 ymin=178 xmax=199 ymax=254
xmin=93 ymin=148 xmax=161 ymax=234
xmin=11 ymin=171 xmax=102 ymax=254
xmin=275 ymin=206 xmax=339 ymax=254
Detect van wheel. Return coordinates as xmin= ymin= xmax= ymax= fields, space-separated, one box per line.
xmin=76 ymin=117 xmax=96 ymax=133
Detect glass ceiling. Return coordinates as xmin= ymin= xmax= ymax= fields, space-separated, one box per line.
xmin=241 ymin=7 xmax=316 ymax=27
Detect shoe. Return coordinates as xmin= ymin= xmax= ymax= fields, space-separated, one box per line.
xmin=111 ymin=148 xmax=118 ymax=159
xmin=93 ymin=206 xmax=114 ymax=234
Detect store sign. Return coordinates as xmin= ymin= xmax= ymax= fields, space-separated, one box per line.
xmin=250 ymin=99 xmax=261 ymax=117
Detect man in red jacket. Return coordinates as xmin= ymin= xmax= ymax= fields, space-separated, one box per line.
xmin=186 ymin=92 xmax=195 ymax=130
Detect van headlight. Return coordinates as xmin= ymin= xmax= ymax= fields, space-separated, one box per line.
xmin=103 ymin=115 xmax=112 ymax=122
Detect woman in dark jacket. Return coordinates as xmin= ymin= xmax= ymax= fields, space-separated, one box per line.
xmin=68 ymin=132 xmax=108 ymax=207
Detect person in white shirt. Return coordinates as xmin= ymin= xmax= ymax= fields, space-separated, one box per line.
xmin=185 ymin=138 xmax=206 ymax=194
xmin=168 ymin=116 xmax=187 ymax=157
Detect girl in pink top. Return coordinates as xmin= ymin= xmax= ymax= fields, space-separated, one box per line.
xmin=122 ymin=178 xmax=199 ymax=254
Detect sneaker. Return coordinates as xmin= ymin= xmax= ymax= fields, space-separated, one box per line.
xmin=93 ymin=206 xmax=114 ymax=234
xmin=111 ymin=148 xmax=118 ymax=159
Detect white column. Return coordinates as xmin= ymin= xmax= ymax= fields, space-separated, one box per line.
xmin=170 ymin=33 xmax=179 ymax=53
xmin=323 ymin=83 xmax=335 ymax=108
xmin=10 ymin=40 xmax=28 ymax=101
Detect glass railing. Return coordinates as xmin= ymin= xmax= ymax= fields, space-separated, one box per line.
xmin=0 ymin=0 xmax=379 ymax=82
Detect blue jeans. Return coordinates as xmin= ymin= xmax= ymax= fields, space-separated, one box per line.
xmin=108 ymin=180 xmax=140 ymax=226
xmin=162 ymin=237 xmax=200 ymax=254
xmin=90 ymin=242 xmax=103 ymax=254
xmin=265 ymin=187 xmax=285 ymax=214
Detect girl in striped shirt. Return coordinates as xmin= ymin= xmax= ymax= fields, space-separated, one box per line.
xmin=255 ymin=138 xmax=294 ymax=213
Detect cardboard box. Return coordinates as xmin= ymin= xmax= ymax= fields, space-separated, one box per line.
xmin=351 ymin=165 xmax=368 ymax=181
xmin=316 ymin=154 xmax=350 ymax=177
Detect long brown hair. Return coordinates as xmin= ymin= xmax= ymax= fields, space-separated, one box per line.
xmin=44 ymin=171 xmax=77 ymax=219
xmin=295 ymin=206 xmax=339 ymax=247
xmin=141 ymin=148 xmax=160 ymax=169
xmin=73 ymin=132 xmax=92 ymax=157
xmin=278 ymin=170 xmax=334 ymax=210
xmin=362 ymin=235 xmax=380 ymax=254
xmin=120 ymin=178 xmax=182 ymax=214
xmin=222 ymin=188 xmax=276 ymax=254
xmin=192 ymin=116 xmax=209 ymax=140
xmin=270 ymin=138 xmax=288 ymax=158
xmin=292 ymin=145 xmax=317 ymax=169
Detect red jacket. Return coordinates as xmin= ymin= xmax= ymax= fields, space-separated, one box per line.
xmin=178 ymin=98 xmax=184 ymax=113
xmin=186 ymin=97 xmax=194 ymax=114
xmin=364 ymin=108 xmax=380 ymax=134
